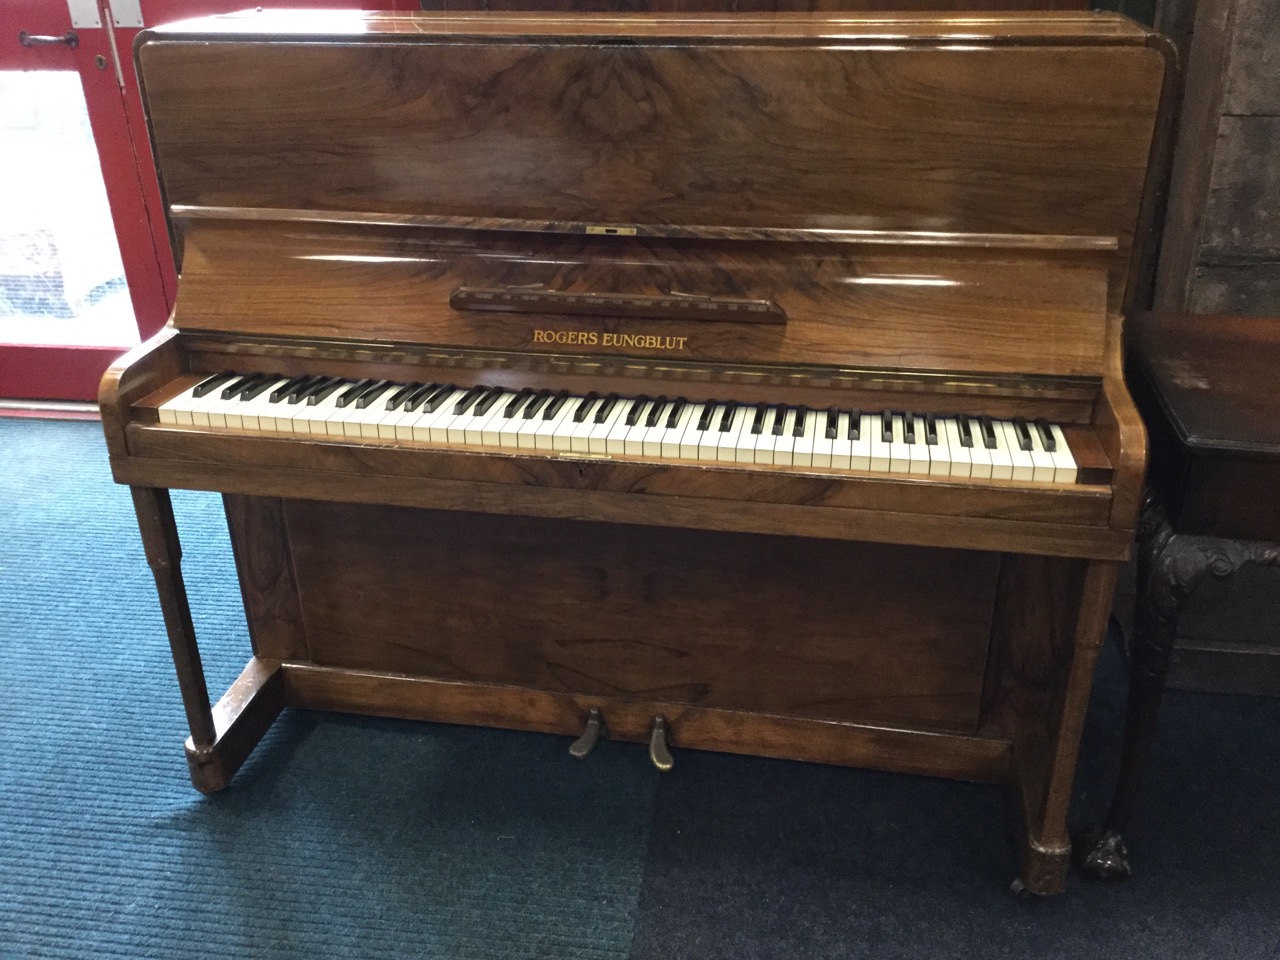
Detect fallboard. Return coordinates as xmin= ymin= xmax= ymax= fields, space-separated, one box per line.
xmin=174 ymin=219 xmax=1112 ymax=378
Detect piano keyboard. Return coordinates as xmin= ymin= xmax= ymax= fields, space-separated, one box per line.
xmin=158 ymin=372 xmax=1079 ymax=483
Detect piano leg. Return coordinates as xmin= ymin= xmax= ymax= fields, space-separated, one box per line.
xmin=130 ymin=485 xmax=285 ymax=793
xmin=999 ymin=556 xmax=1119 ymax=896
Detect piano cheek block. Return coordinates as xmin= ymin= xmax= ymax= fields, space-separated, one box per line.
xmin=112 ymin=8 xmax=1164 ymax=898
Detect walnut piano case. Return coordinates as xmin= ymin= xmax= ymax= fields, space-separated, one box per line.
xmin=101 ymin=10 xmax=1171 ymax=895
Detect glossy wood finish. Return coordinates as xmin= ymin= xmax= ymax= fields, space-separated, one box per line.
xmin=174 ymin=221 xmax=1112 ymax=378
xmin=421 ymin=1 xmax=1091 ymax=11
xmin=101 ymin=11 xmax=1167 ymax=895
xmin=138 ymin=11 xmax=1166 ymax=316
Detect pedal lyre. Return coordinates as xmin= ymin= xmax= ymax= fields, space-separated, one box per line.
xmin=569 ymin=707 xmax=606 ymax=759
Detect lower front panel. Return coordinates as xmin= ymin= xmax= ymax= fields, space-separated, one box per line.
xmin=233 ymin=498 xmax=1000 ymax=736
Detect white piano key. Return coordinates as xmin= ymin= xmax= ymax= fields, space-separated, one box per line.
xmin=606 ymin=399 xmax=642 ymax=455
xmin=924 ymin=417 xmax=951 ymax=477
xmin=1025 ymin=423 xmax=1057 ymax=483
xmin=867 ymin=413 xmax=891 ymax=473
xmin=1001 ymin=421 xmax=1035 ymax=481
xmin=812 ymin=409 xmax=836 ymax=468
xmin=714 ymin=405 xmax=748 ymax=462
xmin=943 ymin=418 xmax=972 ymax=479
xmin=830 ymin=412 xmax=854 ymax=470
xmin=567 ymin=396 xmax=602 ymax=453
xmin=639 ymin=400 xmax=674 ymax=457
xmin=907 ymin=415 xmax=931 ymax=476
xmin=157 ymin=381 xmax=207 ymax=426
xmin=987 ymin=420 xmax=1015 ymax=480
xmin=1049 ymin=424 xmax=1077 ymax=483
xmin=849 ymin=413 xmax=872 ymax=472
xmin=731 ymin=406 xmax=766 ymax=463
xmin=792 ymin=407 xmax=818 ymax=467
xmin=661 ymin=402 xmax=698 ymax=458
xmin=966 ymin=418 xmax=993 ymax=479
xmin=548 ymin=399 xmax=582 ymax=452
xmin=621 ymin=399 xmax=653 ymax=456
xmin=753 ymin=406 xmax=781 ymax=465
xmin=676 ymin=403 xmax=708 ymax=460
xmin=697 ymin=404 xmax=725 ymax=461
xmin=888 ymin=414 xmax=910 ymax=474
xmin=772 ymin=408 xmax=799 ymax=466
xmin=588 ymin=399 xmax=628 ymax=454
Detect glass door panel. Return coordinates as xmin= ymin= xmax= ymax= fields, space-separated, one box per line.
xmin=0 ymin=69 xmax=137 ymax=349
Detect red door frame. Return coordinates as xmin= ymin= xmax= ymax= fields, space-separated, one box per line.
xmin=2 ymin=0 xmax=415 ymax=403
xmin=1 ymin=0 xmax=172 ymax=402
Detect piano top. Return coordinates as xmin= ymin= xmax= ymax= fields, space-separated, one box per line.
xmin=146 ymin=9 xmax=1155 ymax=42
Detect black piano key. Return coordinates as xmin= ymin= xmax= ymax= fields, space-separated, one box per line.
xmin=403 ymin=383 xmax=442 ymax=413
xmin=848 ymin=409 xmax=861 ymax=441
xmin=719 ymin=402 xmax=738 ymax=432
xmin=383 ymin=381 xmax=422 ymax=411
xmin=220 ymin=373 xmax=260 ymax=400
xmin=752 ymin=403 xmax=769 ymax=436
xmin=336 ymin=378 xmax=375 ymax=408
xmin=354 ymin=381 xmax=394 ymax=409
xmin=290 ymin=377 xmax=334 ymax=405
xmin=1035 ymin=418 xmax=1057 ymax=451
xmin=825 ymin=407 xmax=839 ymax=440
xmin=881 ymin=409 xmax=893 ymax=443
xmin=420 ymin=384 xmax=457 ymax=414
xmin=453 ymin=384 xmax=488 ymax=416
xmin=902 ymin=413 xmax=916 ymax=444
xmin=958 ymin=417 xmax=974 ymax=448
xmin=979 ymin=416 xmax=998 ymax=449
xmin=625 ymin=396 xmax=651 ymax=427
xmin=771 ymin=404 xmax=787 ymax=436
xmin=1014 ymin=417 xmax=1034 ymax=451
xmin=522 ymin=390 xmax=552 ymax=419
xmin=664 ymin=398 xmax=687 ymax=429
xmin=924 ymin=414 xmax=939 ymax=445
xmin=504 ymin=387 xmax=534 ymax=418
xmin=696 ymin=402 xmax=717 ymax=431
xmin=792 ymin=405 xmax=808 ymax=438
xmin=239 ymin=375 xmax=280 ymax=402
xmin=306 ymin=378 xmax=347 ymax=405
xmin=192 ymin=371 xmax=236 ymax=399
xmin=645 ymin=396 xmax=670 ymax=428
xmin=572 ymin=392 xmax=600 ymax=423
xmin=592 ymin=393 xmax=619 ymax=424
xmin=542 ymin=389 xmax=571 ymax=420
xmin=472 ymin=384 xmax=506 ymax=417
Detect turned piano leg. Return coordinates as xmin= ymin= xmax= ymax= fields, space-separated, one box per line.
xmin=130 ymin=486 xmax=284 ymax=793
xmin=1075 ymin=493 xmax=1280 ymax=880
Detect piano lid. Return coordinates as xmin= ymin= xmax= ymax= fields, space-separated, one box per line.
xmin=136 ymin=10 xmax=1169 ymax=317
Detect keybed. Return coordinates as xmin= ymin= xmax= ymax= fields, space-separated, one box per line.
xmin=157 ymin=371 xmax=1079 ymax=484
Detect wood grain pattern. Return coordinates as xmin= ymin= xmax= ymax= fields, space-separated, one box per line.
xmin=283 ymin=501 xmax=998 ymax=732
xmin=138 ymin=16 xmax=1166 ymax=313
xmin=280 ymin=663 xmax=1014 ymax=782
xmin=173 ymin=220 xmax=1111 ymax=378
xmin=423 ymin=0 xmax=1091 ymax=11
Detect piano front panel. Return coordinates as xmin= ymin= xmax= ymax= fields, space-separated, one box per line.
xmin=268 ymin=500 xmax=1001 ymax=735
xmin=173 ymin=219 xmax=1111 ymax=378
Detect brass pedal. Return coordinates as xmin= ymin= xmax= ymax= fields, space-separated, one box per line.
xmin=648 ymin=716 xmax=674 ymax=772
xmin=569 ymin=707 xmax=606 ymax=759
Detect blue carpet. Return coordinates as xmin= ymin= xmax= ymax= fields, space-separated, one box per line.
xmin=0 ymin=419 xmax=655 ymax=959
xmin=4 ymin=417 xmax=1280 ymax=958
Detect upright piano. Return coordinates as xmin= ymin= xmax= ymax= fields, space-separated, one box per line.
xmin=101 ymin=9 xmax=1171 ymax=895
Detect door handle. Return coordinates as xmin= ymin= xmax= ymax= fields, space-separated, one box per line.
xmin=18 ymin=30 xmax=79 ymax=49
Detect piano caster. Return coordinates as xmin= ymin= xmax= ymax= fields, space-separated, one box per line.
xmin=648 ymin=716 xmax=674 ymax=772
xmin=568 ymin=707 xmax=607 ymax=759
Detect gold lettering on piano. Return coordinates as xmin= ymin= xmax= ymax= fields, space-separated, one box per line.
xmin=532 ymin=330 xmax=688 ymax=351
